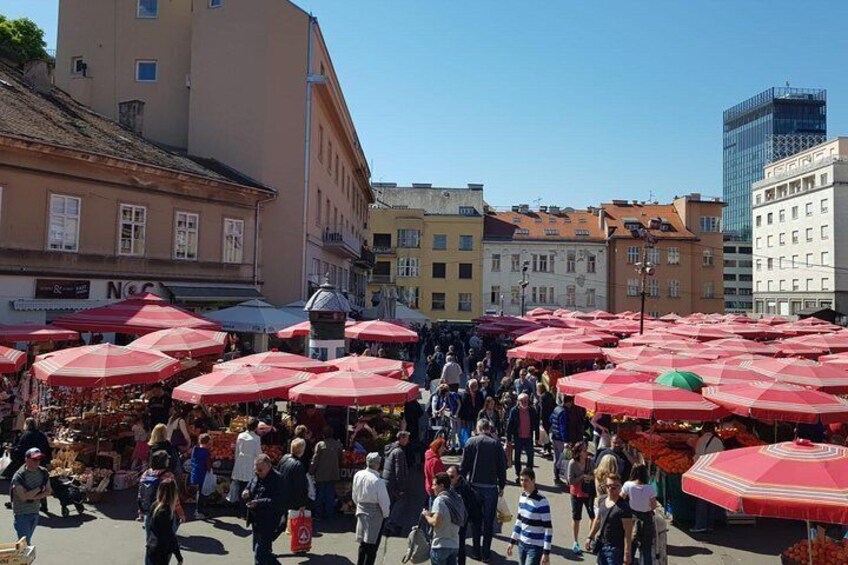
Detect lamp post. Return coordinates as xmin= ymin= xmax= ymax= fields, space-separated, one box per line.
xmin=632 ymin=218 xmax=661 ymax=335
xmin=519 ymin=260 xmax=530 ymax=316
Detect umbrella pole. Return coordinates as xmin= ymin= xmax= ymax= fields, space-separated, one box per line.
xmin=96 ymin=385 xmax=104 ymax=457
xmin=807 ymin=520 xmax=813 ymax=565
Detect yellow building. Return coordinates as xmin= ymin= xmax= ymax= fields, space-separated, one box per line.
xmin=368 ymin=183 xmax=485 ymax=321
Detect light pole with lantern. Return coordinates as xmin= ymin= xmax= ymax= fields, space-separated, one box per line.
xmin=519 ymin=260 xmax=530 ymax=316
xmin=632 ymin=218 xmax=661 ymax=335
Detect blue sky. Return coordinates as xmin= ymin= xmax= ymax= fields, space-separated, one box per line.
xmin=3 ymin=0 xmax=848 ymax=208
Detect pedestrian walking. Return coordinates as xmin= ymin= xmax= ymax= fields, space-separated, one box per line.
xmin=594 ymin=435 xmax=632 ymax=484
xmin=586 ymin=473 xmax=634 ymax=565
xmin=460 ymin=419 xmax=507 ymax=562
xmin=10 ymin=448 xmax=51 ymax=545
xmin=441 ymin=355 xmax=463 ymax=392
xmin=12 ymin=419 xmax=52 ymax=514
xmin=148 ymin=423 xmax=181 ymax=477
xmin=310 ymin=426 xmax=343 ymax=521
xmin=352 ymin=453 xmax=391 ymax=565
xmin=566 ymin=442 xmax=595 ymax=555
xmin=506 ymin=467 xmax=552 ymax=565
xmin=144 ymin=480 xmax=184 ymax=565
xmin=459 ymin=380 xmax=485 ymax=442
xmin=477 ymin=396 xmax=502 ymax=438
xmin=621 ymin=464 xmax=658 ymax=565
xmin=506 ymin=394 xmax=539 ymax=482
xmin=277 ymin=438 xmax=310 ymax=532
xmin=422 ymin=472 xmax=467 ymax=565
xmin=138 ymin=450 xmax=185 ymax=533
xmin=549 ymin=396 xmax=569 ymax=484
xmin=535 ymin=384 xmax=555 ymax=457
xmin=190 ymin=433 xmax=212 ymax=519
xmin=382 ymin=431 xmax=410 ymax=535
xmin=244 ymin=454 xmax=284 ymax=565
xmin=231 ymin=418 xmax=262 ymax=505
xmin=425 ymin=438 xmax=448 ymax=508
xmin=447 ymin=465 xmax=480 ymax=565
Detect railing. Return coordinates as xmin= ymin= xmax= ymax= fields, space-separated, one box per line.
xmin=370 ymin=273 xmax=394 ymax=284
xmin=355 ymin=246 xmax=375 ymax=269
xmin=753 ymin=155 xmax=848 ymax=190
xmin=321 ymin=225 xmax=361 ymax=258
xmin=372 ymin=246 xmax=395 ymax=255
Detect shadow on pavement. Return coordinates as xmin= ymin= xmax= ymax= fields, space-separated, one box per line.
xmin=668 ymin=544 xmax=714 ymax=557
xmin=285 ymin=554 xmax=353 ymax=565
xmin=208 ymin=516 xmax=251 ymax=538
xmin=39 ymin=512 xmax=97 ymax=529
xmin=178 ymin=534 xmax=229 ymax=556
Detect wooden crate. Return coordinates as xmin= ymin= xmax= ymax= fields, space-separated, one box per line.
xmin=0 ymin=538 xmax=36 ymax=564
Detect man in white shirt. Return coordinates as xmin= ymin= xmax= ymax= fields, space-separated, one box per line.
xmin=441 ymin=355 xmax=463 ymax=392
xmin=692 ymin=423 xmax=724 ymax=533
xmin=352 ymin=453 xmax=391 ymax=565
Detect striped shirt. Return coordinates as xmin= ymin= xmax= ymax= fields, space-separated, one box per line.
xmin=510 ymin=489 xmax=553 ymax=554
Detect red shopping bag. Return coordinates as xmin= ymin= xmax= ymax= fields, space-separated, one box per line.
xmin=289 ymin=509 xmax=313 ymax=553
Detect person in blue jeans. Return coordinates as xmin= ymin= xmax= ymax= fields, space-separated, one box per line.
xmin=11 ymin=448 xmax=51 ymax=545
xmin=423 ymin=472 xmax=466 ymax=565
xmin=505 ymin=394 xmax=539 ymax=482
xmin=310 ymin=426 xmax=343 ymax=521
xmin=506 ymin=468 xmax=552 ymax=565
xmin=586 ymin=474 xmax=634 ymax=565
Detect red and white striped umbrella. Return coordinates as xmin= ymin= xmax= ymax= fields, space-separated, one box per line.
xmin=619 ymin=331 xmax=682 ymax=347
xmin=703 ymin=338 xmax=781 ymax=358
xmin=575 ymin=382 xmax=729 ymax=421
xmin=743 ymin=358 xmax=848 ymax=394
xmin=556 ymin=368 xmax=655 ymax=395
xmin=172 ymin=365 xmax=311 ymax=404
xmin=618 ymin=354 xmax=706 ymax=375
xmin=526 ymin=307 xmax=554 ymax=317
xmin=819 ymin=352 xmax=848 ymax=369
xmin=329 ymin=355 xmax=414 ymax=380
xmin=712 ymin=324 xmax=783 ymax=340
xmin=276 ymin=321 xmax=311 ymax=339
xmin=128 ymin=328 xmax=228 ymax=359
xmin=653 ymin=341 xmax=725 ymax=360
xmin=345 ymin=320 xmax=419 ymax=343
xmin=507 ymin=340 xmax=603 ymax=362
xmin=288 ymin=370 xmax=420 ymax=406
xmin=719 ymin=354 xmax=774 ymax=366
xmin=781 ymin=324 xmax=837 ymax=336
xmin=604 ymin=346 xmax=663 ymax=364
xmin=666 ymin=325 xmax=737 ymax=342
xmin=684 ymin=363 xmax=774 ymax=387
xmin=0 ymin=346 xmax=25 ymax=374
xmin=33 ymin=343 xmax=181 ymax=388
xmin=515 ymin=327 xmax=614 ymax=345
xmin=0 ymin=324 xmax=80 ymax=343
xmin=217 ymin=351 xmax=334 ymax=374
xmin=703 ymin=382 xmax=848 ymax=424
xmin=784 ymin=333 xmax=848 ymax=354
xmin=772 ymin=341 xmax=827 ymax=360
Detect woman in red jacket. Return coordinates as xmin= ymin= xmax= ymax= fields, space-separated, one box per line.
xmin=424 ymin=438 xmax=447 ymax=509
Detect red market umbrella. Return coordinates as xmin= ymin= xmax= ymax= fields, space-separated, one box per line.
xmin=771 ymin=341 xmax=827 ymax=359
xmin=659 ymin=313 xmax=682 ymax=322
xmin=0 ymin=346 xmax=25 ymax=374
xmin=703 ymin=338 xmax=781 ymax=358
xmin=619 ymin=331 xmax=682 ymax=347
xmin=128 ymin=328 xmax=228 ymax=359
xmin=618 ymin=354 xmax=706 ymax=375
xmin=217 ymin=351 xmax=334 ymax=374
xmin=761 ymin=316 xmax=791 ymax=325
xmin=575 ymin=382 xmax=729 ymax=421
xmin=604 ymin=346 xmax=663 ymax=364
xmin=276 ymin=321 xmax=311 ymax=339
xmin=172 ymin=365 xmax=311 ymax=404
xmin=0 ymin=324 xmax=80 ymax=343
xmin=345 ymin=320 xmax=419 ymax=343
xmin=720 ymin=354 xmax=774 ymax=366
xmin=288 ymin=370 xmax=420 ymax=406
xmin=781 ymin=324 xmax=839 ymax=336
xmin=666 ymin=325 xmax=736 ymax=342
xmin=653 ymin=341 xmax=725 ymax=360
xmin=507 ymin=340 xmax=603 ymax=362
xmin=52 ymin=293 xmax=220 ymax=335
xmin=514 ymin=327 xmax=573 ymax=344
xmin=329 ymin=355 xmax=413 ymax=380
xmin=784 ymin=333 xmax=848 ymax=354
xmin=685 ymin=363 xmax=774 ymax=386
xmin=682 ymin=439 xmax=848 ymax=524
xmin=572 ymin=310 xmax=618 ymax=320
xmin=713 ymin=324 xmax=783 ymax=340
xmin=556 ymin=368 xmax=655 ymax=395
xmin=703 ymin=382 xmax=848 ymax=424
xmin=33 ymin=343 xmax=181 ymax=387
xmin=526 ymin=307 xmax=554 ymax=317
xmin=818 ymin=351 xmax=848 ymax=369
xmin=743 ymin=358 xmax=848 ymax=394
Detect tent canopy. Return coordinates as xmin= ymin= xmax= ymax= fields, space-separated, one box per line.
xmin=205 ymin=300 xmax=304 ymax=333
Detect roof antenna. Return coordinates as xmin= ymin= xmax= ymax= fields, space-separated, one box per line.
xmin=785 ymin=80 xmax=790 ymax=87
xmin=532 ymin=197 xmax=542 ymax=208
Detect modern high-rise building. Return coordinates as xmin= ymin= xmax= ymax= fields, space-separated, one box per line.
xmin=722 ymin=87 xmax=826 ymax=312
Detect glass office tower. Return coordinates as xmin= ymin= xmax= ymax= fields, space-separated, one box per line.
xmin=722 ymin=87 xmax=827 ymax=239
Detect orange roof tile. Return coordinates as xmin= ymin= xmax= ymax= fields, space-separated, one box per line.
xmin=600 ymin=202 xmax=696 ymax=240
xmin=484 ymin=209 xmax=605 ymax=241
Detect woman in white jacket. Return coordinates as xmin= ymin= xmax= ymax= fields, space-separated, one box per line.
xmin=230 ymin=418 xmax=261 ymax=504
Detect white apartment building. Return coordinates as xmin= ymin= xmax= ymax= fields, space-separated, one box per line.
xmin=483 ymin=206 xmax=608 ymax=315
xmin=723 ymin=239 xmax=754 ymax=313
xmin=752 ymin=137 xmax=848 ymax=316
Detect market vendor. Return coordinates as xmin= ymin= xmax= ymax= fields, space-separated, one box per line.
xmin=146 ymin=384 xmax=172 ymax=429
xmin=298 ymin=405 xmax=326 ymax=441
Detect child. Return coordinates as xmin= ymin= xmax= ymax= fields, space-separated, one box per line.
xmin=190 ymin=433 xmax=213 ymax=519
xmin=130 ymin=417 xmax=149 ymax=472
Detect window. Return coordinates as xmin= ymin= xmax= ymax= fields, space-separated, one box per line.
xmin=767 ymin=258 xmax=773 ymax=270
xmin=703 ymin=281 xmax=715 ymax=299
xmin=491 ymin=253 xmax=501 ymax=272
xmin=575 ymin=229 xmax=590 ymax=236
xmin=511 ymin=254 xmax=521 ymax=272
xmin=432 ymin=263 xmax=446 ymax=279
xmin=458 ymin=293 xmax=472 ymax=312
xmin=791 ymin=206 xmax=798 ymax=220
xmin=532 ymin=254 xmax=550 ymax=273
xmin=512 ymin=217 xmax=522 ymax=224
xmin=510 ymin=286 xmax=520 ymax=305
xmin=779 ymin=209 xmax=785 ymax=223
xmin=48 ymin=194 xmax=81 ymax=252
xmin=397 ymin=258 xmax=419 ymax=278
xmin=755 ymin=259 xmax=761 ymax=270
xmin=327 ymin=141 xmax=332 ymax=173
xmin=821 ymin=199 xmax=829 ymax=213
xmin=565 ymin=286 xmax=576 ymax=307
xmin=118 ymin=204 xmax=146 ymax=256
xmin=627 ymin=279 xmax=639 ymax=297
xmin=702 ymin=249 xmax=714 ymax=267
xmin=766 ymin=213 xmax=773 ymax=225
xmin=317 ymin=126 xmax=324 ymax=163
xmin=586 ymin=288 xmax=596 ymax=307
xmin=432 ymin=293 xmax=446 ymax=311
xmin=700 ymin=216 xmax=721 ymax=232
xmin=135 ymin=60 xmax=158 ymax=82
xmin=137 ymin=0 xmax=158 ymax=18
xmin=544 ymin=228 xmax=559 ymax=236
xmin=766 ymin=235 xmax=773 ymax=248
xmin=806 ymin=253 xmax=813 ymax=267
xmin=459 ymin=206 xmax=477 ymax=216
xmin=667 ymin=247 xmax=680 ymax=265
xmin=755 ymin=237 xmax=762 ymax=249
xmin=823 ymin=278 xmax=831 ymax=291
xmin=223 ymin=218 xmax=244 ymax=263
xmin=566 ymin=251 xmax=576 ymax=273
xmin=586 ymin=253 xmax=596 ymax=273
xmin=792 ymin=279 xmax=799 ymax=291
xmin=778 ymin=233 xmax=785 ymax=246
xmin=806 ymin=228 xmax=813 ymax=242
xmin=515 ymin=228 xmax=530 ymax=235
xmin=459 ymin=235 xmax=473 ymax=251
xmin=398 ymin=287 xmax=419 ymax=309
xmin=669 ymin=279 xmax=680 ymax=298
xmin=627 ymin=246 xmax=639 ymax=264
xmin=397 ymin=229 xmax=420 ymax=248
xmin=174 ymin=211 xmax=198 ymax=260
xmin=724 ymin=273 xmax=737 ymax=281
xmin=647 ymin=278 xmax=659 ymax=297
xmin=821 ymin=251 xmax=830 ymax=266
xmin=821 ymin=225 xmax=829 ymax=240
xmin=71 ymin=57 xmax=85 ymax=75
xmin=432 ymin=234 xmax=447 ymax=250
xmin=755 ymin=215 xmax=761 ymax=227
xmin=315 ymin=189 xmax=322 ymax=226
xmin=821 ymin=173 xmax=829 ymax=185
xmin=490 ymin=285 xmax=501 ymax=305
xmin=647 ymin=248 xmax=660 ymax=264
xmin=792 ymin=230 xmax=798 ymax=244
xmin=458 ymin=263 xmax=473 ymax=279
xmin=806 ymin=202 xmax=813 ymax=216
xmin=791 ymin=255 xmax=798 ymax=268
xmin=806 ymin=279 xmax=814 ymax=291
xmin=209 ymin=0 xmax=222 ymax=7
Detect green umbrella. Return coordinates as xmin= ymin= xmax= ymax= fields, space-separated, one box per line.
xmin=656 ymin=370 xmax=704 ymax=392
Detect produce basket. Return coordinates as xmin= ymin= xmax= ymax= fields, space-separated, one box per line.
xmin=0 ymin=538 xmax=35 ymax=564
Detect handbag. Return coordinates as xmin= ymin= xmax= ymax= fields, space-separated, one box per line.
xmin=0 ymin=450 xmax=11 ymax=475
xmin=569 ymin=481 xmax=587 ymax=499
xmin=402 ymin=514 xmax=431 ymax=564
xmin=288 ymin=509 xmax=313 ymax=553
xmin=587 ymin=496 xmax=612 ymax=555
xmin=496 ymin=495 xmax=513 ymax=524
xmin=201 ymin=471 xmax=217 ymax=497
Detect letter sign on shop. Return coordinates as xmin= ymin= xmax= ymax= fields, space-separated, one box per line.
xmin=107 ymin=281 xmax=157 ymax=299
xmin=35 ymin=279 xmax=90 ymax=299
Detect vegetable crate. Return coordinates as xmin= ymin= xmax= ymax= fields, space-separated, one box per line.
xmin=0 ymin=538 xmax=36 ymax=564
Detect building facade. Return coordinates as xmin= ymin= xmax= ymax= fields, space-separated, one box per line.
xmin=603 ymin=195 xmax=725 ymax=317
xmin=722 ymin=87 xmax=827 ymax=312
xmin=55 ymin=0 xmax=374 ymax=307
xmin=367 ymin=184 xmax=485 ymax=321
xmin=0 ymin=62 xmax=273 ymax=324
xmin=751 ymin=138 xmax=848 ymax=316
xmin=483 ymin=206 xmax=607 ymax=315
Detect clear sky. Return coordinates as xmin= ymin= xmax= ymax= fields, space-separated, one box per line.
xmin=3 ymin=0 xmax=848 ymax=209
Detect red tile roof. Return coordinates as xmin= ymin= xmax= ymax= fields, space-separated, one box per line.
xmin=484 ymin=209 xmax=605 ymax=241
xmin=600 ymin=202 xmax=696 ymax=240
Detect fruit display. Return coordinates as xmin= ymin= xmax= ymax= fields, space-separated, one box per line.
xmin=209 ymin=431 xmax=238 ymax=460
xmin=627 ymin=432 xmax=694 ymax=474
xmin=261 ymin=445 xmax=284 ymax=464
xmin=342 ymin=449 xmax=366 ymax=468
xmin=782 ymin=536 xmax=848 ymax=565
xmin=654 ymin=451 xmax=694 ymax=474
xmin=716 ymin=422 xmax=766 ymax=448
xmin=228 ymin=416 xmax=249 ymax=434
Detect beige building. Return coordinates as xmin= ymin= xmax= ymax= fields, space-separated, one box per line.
xmin=602 ymin=195 xmax=725 ymax=316
xmin=368 ymin=184 xmax=485 ymax=321
xmin=0 ymin=61 xmax=273 ymax=323
xmin=56 ymin=0 xmax=374 ymax=306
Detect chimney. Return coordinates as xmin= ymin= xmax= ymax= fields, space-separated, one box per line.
xmin=467 ymin=183 xmax=484 ymax=190
xmin=118 ymin=100 xmax=145 ymax=135
xmin=22 ymin=60 xmax=52 ymax=95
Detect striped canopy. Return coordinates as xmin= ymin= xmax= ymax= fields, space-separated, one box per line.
xmin=217 ymin=352 xmax=334 ymax=374
xmin=345 ymin=320 xmax=419 ymax=343
xmin=0 ymin=324 xmax=80 ymax=343
xmin=0 ymin=346 xmax=25 ymax=374
xmin=574 ymin=382 xmax=728 ymax=421
xmin=703 ymin=382 xmax=848 ymax=424
xmin=172 ymin=365 xmax=311 ymax=404
xmin=287 ymin=370 xmax=420 ymax=407
xmin=33 ymin=343 xmax=181 ymax=387
xmin=743 ymin=358 xmax=848 ymax=394
xmin=128 ymin=328 xmax=228 ymax=359
xmin=683 ymin=440 xmax=848 ymax=524
xmin=328 ymin=356 xmax=413 ymax=380
xmin=507 ymin=340 xmax=603 ymax=362
xmin=556 ymin=368 xmax=655 ymax=395
xmin=617 ymin=354 xmax=705 ymax=375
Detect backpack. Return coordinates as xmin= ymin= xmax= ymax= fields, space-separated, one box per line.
xmin=402 ymin=514 xmax=431 ymax=564
xmin=137 ymin=472 xmax=162 ymax=513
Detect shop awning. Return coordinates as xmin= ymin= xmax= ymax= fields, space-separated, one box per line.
xmin=162 ymin=283 xmax=263 ymax=302
xmin=11 ymin=299 xmax=113 ymax=312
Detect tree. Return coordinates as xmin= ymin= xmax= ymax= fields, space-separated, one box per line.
xmin=0 ymin=16 xmax=48 ymax=64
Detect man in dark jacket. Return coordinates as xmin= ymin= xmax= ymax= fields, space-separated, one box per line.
xmin=459 ymin=379 xmax=485 ymax=443
xmin=460 ymin=419 xmax=507 ymax=563
xmin=381 ymin=431 xmax=410 ymax=536
xmin=593 ymin=434 xmax=632 ymax=482
xmin=276 ymin=438 xmax=310 ymax=535
xmin=536 ymin=383 xmax=555 ymax=457
xmin=549 ymin=396 xmax=569 ymax=484
xmin=244 ymin=454 xmax=284 ymax=565
xmin=448 ymin=465 xmax=480 ymax=565
xmin=505 ymin=393 xmax=540 ymax=480
xmin=565 ymin=396 xmax=587 ymax=445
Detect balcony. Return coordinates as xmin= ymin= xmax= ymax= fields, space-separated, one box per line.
xmin=322 ymin=225 xmax=360 ymax=259
xmin=369 ymin=273 xmax=394 ymax=285
xmin=372 ymin=246 xmax=396 ymax=256
xmin=354 ymin=246 xmax=375 ymax=269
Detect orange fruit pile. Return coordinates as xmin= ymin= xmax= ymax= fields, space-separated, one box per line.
xmin=783 ymin=537 xmax=848 ymax=565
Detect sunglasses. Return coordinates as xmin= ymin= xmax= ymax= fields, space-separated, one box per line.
xmin=606 ymin=483 xmax=622 ymax=489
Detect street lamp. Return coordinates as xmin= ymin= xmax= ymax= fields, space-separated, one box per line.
xmin=519 ymin=260 xmax=530 ymax=316
xmin=633 ymin=218 xmax=661 ymax=335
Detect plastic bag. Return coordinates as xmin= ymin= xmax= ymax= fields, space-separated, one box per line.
xmin=538 ymin=426 xmax=549 ymax=446
xmin=459 ymin=426 xmax=471 ymax=448
xmin=307 ymin=474 xmax=316 ymax=501
xmin=0 ymin=450 xmax=12 ymax=475
xmin=496 ymin=495 xmax=513 ymax=523
xmin=201 ymin=471 xmax=217 ymax=497
xmin=288 ymin=509 xmax=313 ymax=553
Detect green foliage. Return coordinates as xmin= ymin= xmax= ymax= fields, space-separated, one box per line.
xmin=0 ymin=15 xmax=48 ymax=64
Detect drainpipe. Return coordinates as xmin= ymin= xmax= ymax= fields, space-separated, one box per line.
xmin=253 ymin=192 xmax=277 ymax=288
xmin=301 ymin=16 xmax=317 ymax=299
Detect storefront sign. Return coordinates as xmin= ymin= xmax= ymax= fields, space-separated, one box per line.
xmin=106 ymin=281 xmax=158 ymax=299
xmin=34 ymin=279 xmax=90 ymax=299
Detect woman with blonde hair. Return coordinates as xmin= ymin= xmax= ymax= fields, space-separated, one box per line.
xmin=145 ymin=480 xmax=183 ymax=564
xmin=594 ymin=453 xmax=619 ymax=500
xmin=148 ymin=423 xmax=181 ymax=476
